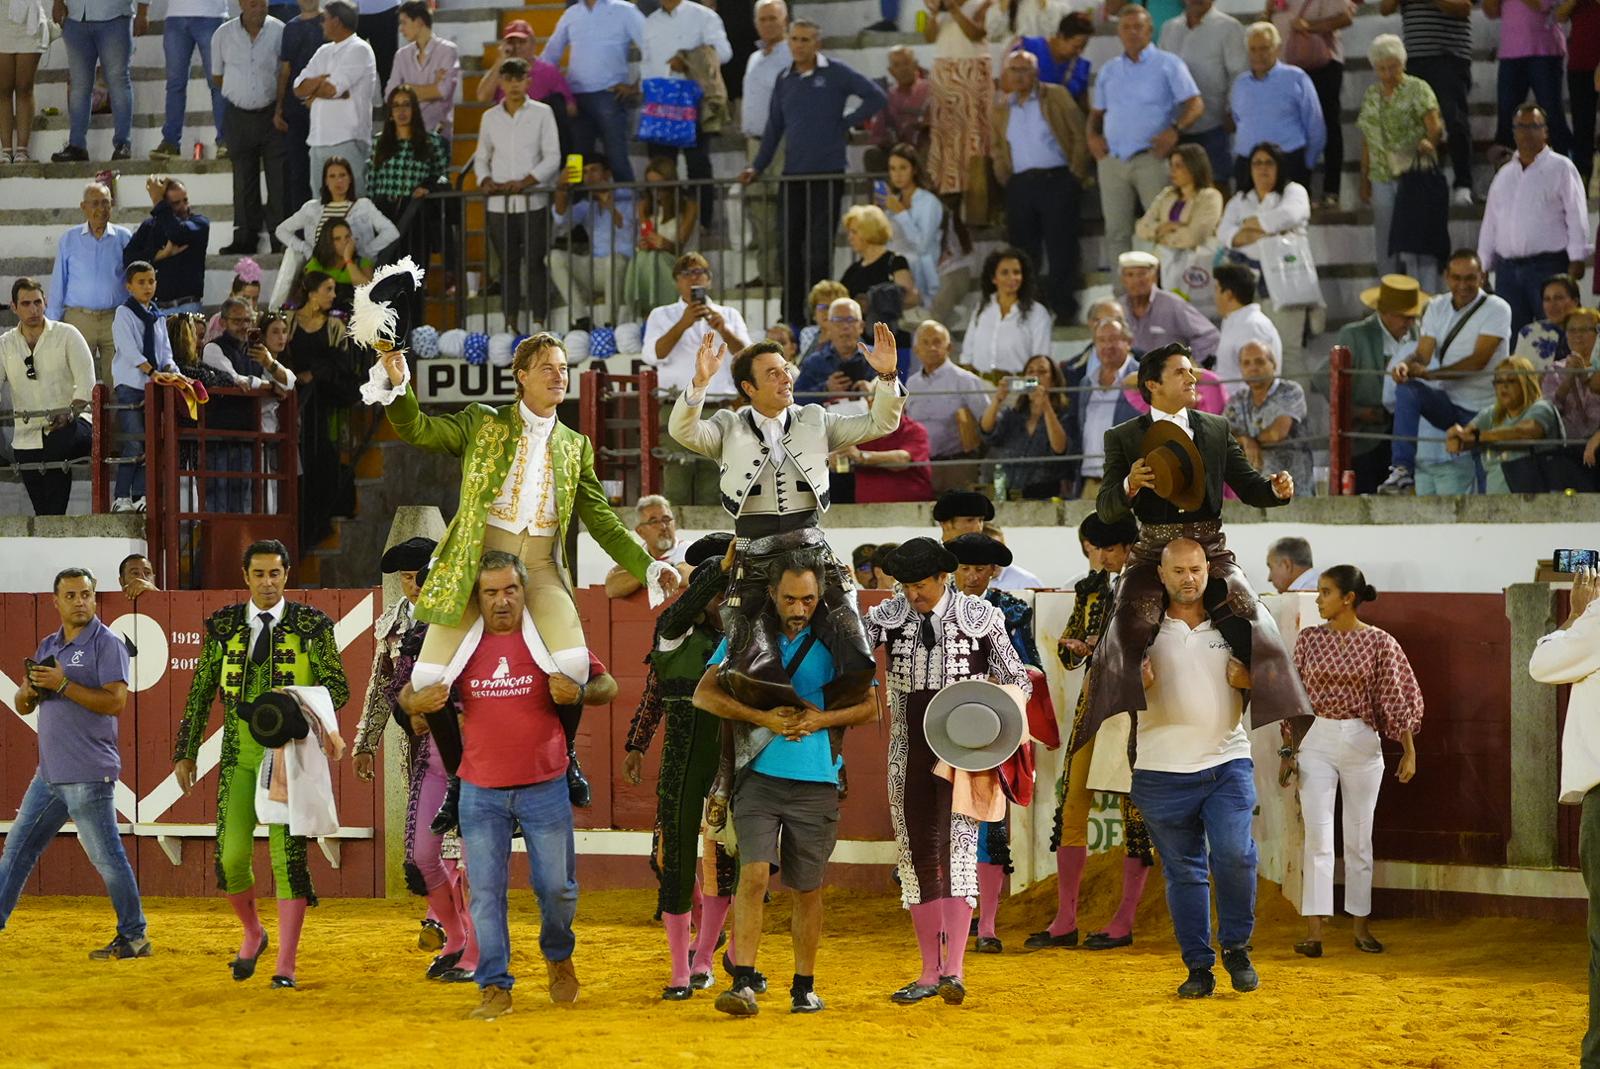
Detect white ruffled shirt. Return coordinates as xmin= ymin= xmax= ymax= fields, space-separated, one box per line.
xmin=487 ymin=403 xmax=560 ymax=536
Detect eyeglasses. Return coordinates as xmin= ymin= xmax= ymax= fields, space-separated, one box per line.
xmin=829 ymin=316 xmax=861 ymax=325
xmin=639 ymin=516 xmax=674 ymax=527
xmin=225 ymin=316 xmax=252 ymax=325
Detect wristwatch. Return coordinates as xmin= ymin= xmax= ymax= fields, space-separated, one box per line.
xmin=1277 ymin=745 xmax=1294 ymax=758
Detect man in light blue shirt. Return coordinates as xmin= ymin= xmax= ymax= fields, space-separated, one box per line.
xmin=548 ymin=156 xmax=637 ymax=328
xmin=49 ymin=181 xmax=133 ymax=386
xmin=1088 ymin=5 xmax=1203 ymax=262
xmin=1228 ymin=22 xmax=1325 ymax=189
xmin=541 ymin=0 xmax=646 ymax=181
xmin=54 ymin=0 xmax=146 ymax=164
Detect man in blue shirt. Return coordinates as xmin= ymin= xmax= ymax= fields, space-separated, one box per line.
xmin=738 ymin=19 xmax=887 ymax=325
xmin=0 ymin=567 xmax=148 ymax=960
xmin=48 ymin=181 xmax=133 ymax=386
xmin=541 ymin=0 xmax=646 ymax=181
xmin=792 ymin=297 xmax=874 ymax=402
xmin=694 ymin=549 xmax=880 ymax=1016
xmin=549 ymin=155 xmax=636 ymax=329
xmin=1088 ymin=5 xmax=1203 ymax=262
xmin=1228 ymin=21 xmax=1325 ymax=190
xmin=123 ymin=177 xmax=211 ymax=314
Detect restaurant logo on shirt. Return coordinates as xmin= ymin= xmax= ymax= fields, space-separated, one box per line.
xmin=467 ymin=659 xmax=538 ymax=699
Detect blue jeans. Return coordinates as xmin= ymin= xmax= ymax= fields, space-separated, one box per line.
xmin=573 ymin=90 xmax=635 ymax=182
xmin=1130 ymin=758 xmax=1257 ymax=970
xmin=459 ymin=777 xmax=578 ymax=990
xmin=1496 ymin=55 xmax=1571 ymax=157
xmin=113 ymin=383 xmax=146 ymax=500
xmin=163 ymin=16 xmax=226 ymax=146
xmin=0 ymin=772 xmax=145 ymax=941
xmin=1493 ymin=250 xmax=1568 ymax=341
xmin=1390 ymin=378 xmax=1476 ymax=473
xmin=62 ymin=17 xmax=132 ymax=150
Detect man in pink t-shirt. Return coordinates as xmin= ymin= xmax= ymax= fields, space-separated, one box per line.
xmin=401 ymin=550 xmax=616 ymax=1021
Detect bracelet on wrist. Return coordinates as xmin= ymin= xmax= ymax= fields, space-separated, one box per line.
xmin=57 ymin=679 xmax=70 ymax=696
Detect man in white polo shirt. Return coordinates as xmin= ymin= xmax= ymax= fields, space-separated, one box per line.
xmin=1128 ymin=537 xmax=1260 ymax=1001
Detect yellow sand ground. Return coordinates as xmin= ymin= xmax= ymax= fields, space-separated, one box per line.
xmin=0 ymin=856 xmax=1585 ymax=1069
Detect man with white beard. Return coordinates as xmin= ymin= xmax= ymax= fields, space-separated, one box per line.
xmin=606 ymin=495 xmax=691 ymax=598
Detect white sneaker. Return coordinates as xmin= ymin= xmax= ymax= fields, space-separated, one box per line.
xmin=111 ymin=497 xmax=135 ymax=512
xmin=1375 ymin=467 xmax=1415 ymax=495
xmin=132 ymin=496 xmax=147 ymax=513
xmin=1451 ymin=187 xmax=1474 ymax=207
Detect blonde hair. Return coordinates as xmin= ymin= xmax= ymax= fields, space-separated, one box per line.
xmin=843 ymin=204 xmax=893 ymax=246
xmin=807 ymin=279 xmax=849 ymax=310
xmin=1491 ymin=356 xmax=1541 ymax=424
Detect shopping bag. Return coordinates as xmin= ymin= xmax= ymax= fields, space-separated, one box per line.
xmin=1258 ymin=232 xmax=1323 ymax=308
xmin=1158 ymin=240 xmax=1224 ymax=319
xmin=635 ymin=78 xmax=702 ymax=148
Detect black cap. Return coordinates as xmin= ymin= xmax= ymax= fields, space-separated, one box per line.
xmin=1086 ymin=515 xmax=1139 ymax=549
xmin=932 ymin=489 xmax=996 ymax=523
xmin=241 ymin=691 xmax=311 ymax=749
xmin=684 ymin=532 xmax=735 ymax=567
xmin=381 ymin=536 xmax=437 ymax=574
xmin=945 ymin=532 xmax=1013 ymax=567
xmin=881 ymin=537 xmax=960 ymax=585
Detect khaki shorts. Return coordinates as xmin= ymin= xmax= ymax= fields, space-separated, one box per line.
xmin=731 ymin=769 xmax=840 ymax=892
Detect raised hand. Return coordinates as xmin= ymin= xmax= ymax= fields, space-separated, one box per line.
xmin=692 ymin=332 xmax=726 ymax=390
xmin=381 ymin=348 xmax=407 ymax=387
xmin=858 ymin=321 xmax=899 ymax=379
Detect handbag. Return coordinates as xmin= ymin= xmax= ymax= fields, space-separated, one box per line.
xmin=1157 ymin=240 xmax=1224 ymax=319
xmin=1389 ymin=161 xmax=1451 ymax=264
xmin=635 ymin=77 xmax=702 ymax=148
xmin=1278 ymin=0 xmax=1334 ymax=71
xmin=1258 ymin=232 xmax=1323 ymax=307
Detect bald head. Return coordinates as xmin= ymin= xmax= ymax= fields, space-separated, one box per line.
xmin=1158 ymin=538 xmax=1208 ymax=605
xmin=1238 ymin=340 xmax=1277 ymax=385
xmin=1003 ymin=48 xmax=1039 ymax=93
xmin=913 ymin=319 xmax=951 ymax=370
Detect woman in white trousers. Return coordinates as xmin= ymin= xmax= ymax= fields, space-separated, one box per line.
xmin=1285 ymin=565 xmax=1423 ymax=957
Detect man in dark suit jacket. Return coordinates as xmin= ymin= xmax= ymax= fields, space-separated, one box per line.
xmin=1082 ymin=343 xmax=1311 ymax=749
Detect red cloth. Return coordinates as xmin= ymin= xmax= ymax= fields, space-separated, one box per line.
xmin=456 ymin=633 xmax=603 ymax=788
xmin=998 ymin=741 xmax=1036 ymax=807
xmin=853 ymin=414 xmax=934 ymax=503
xmin=1024 ymin=666 xmax=1060 ymax=749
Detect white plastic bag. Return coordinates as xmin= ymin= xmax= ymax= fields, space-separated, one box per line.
xmin=1258 ymin=233 xmax=1322 ymax=308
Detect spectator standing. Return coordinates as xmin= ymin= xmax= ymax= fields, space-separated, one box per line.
xmin=473 ymin=57 xmax=561 ymax=334
xmin=1445 ymin=356 xmax=1563 ymax=491
xmin=625 ymin=156 xmax=697 ymax=317
xmin=1071 ymin=316 xmax=1141 ymax=499
xmin=356 ymin=0 xmax=398 ymax=88
xmin=477 ymin=21 xmax=575 ymax=154
xmin=1229 ymin=22 xmax=1325 ymax=189
xmin=294 ymin=0 xmax=379 ymax=197
xmin=123 ymin=177 xmax=209 ymax=316
xmin=986 ymin=0 xmax=1072 ymax=44
xmin=1088 ymin=7 xmax=1204 ymax=262
xmin=883 ymin=144 xmax=945 ymax=308
xmin=110 ymin=261 xmax=183 ymax=512
xmin=48 ymin=181 xmax=131 ymax=386
xmin=640 ymin=0 xmax=732 ymax=229
xmin=1339 ymin=274 xmax=1426 ymax=493
xmin=1484 ymin=0 xmax=1571 ymax=158
xmin=1011 ymin=13 xmax=1094 ymax=112
xmin=1117 ymin=250 xmax=1220 ymax=366
xmin=213 ymin=0 xmax=286 ymax=256
xmin=1381 ymin=0 xmax=1475 ymax=204
xmin=1379 ymin=250 xmax=1512 ymax=494
xmin=848 ymin=407 xmax=935 ymax=503
xmin=277 ymin=0 xmax=326 ymax=209
xmin=152 ymin=0 xmax=227 ymax=161
xmin=923 ymin=0 xmax=994 ymax=220
xmin=865 ymin=45 xmax=931 ymax=168
xmin=1212 ymin=263 xmax=1282 ymax=389
xmin=386 ymin=0 xmax=459 ymax=139
xmin=118 ymin=553 xmax=158 ymax=599
xmin=992 ymin=49 xmax=1092 ymax=321
xmin=1516 ymin=274 xmax=1579 ymax=365
xmin=740 ymin=21 xmax=886 ymax=326
xmin=550 ymin=156 xmax=636 ymax=329
xmin=50 ymin=0 xmax=144 ymax=163
xmin=905 ymin=319 xmax=990 ymax=490
xmin=1225 ymin=339 xmax=1311 ymax=490
xmin=981 ymin=354 xmax=1073 ymax=498
xmin=1477 ymin=104 xmax=1590 ymax=338
xmin=366 ymin=86 xmax=450 ymax=286
xmin=739 ymin=0 xmax=792 ymax=287
xmin=1107 ymin=0 xmax=1187 ymax=32
xmin=965 ymin=247 xmax=1054 ymax=376
xmin=0 ymin=279 xmax=95 ymax=515
xmin=284 ymin=277 xmax=357 ymax=543
xmin=1268 ymin=0 xmax=1354 ymax=206
xmin=0 ymin=0 xmax=49 ymax=162
xmin=541 ymin=0 xmax=647 ymax=181
xmin=1356 ymin=35 xmax=1446 ymax=289
xmin=1560 ymin=0 xmax=1600 ymax=189
xmin=1219 ymin=141 xmax=1312 ymax=270
xmin=1160 ymin=0 xmax=1248 ymax=187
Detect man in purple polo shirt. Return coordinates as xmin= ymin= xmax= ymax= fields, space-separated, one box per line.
xmin=0 ymin=566 xmax=148 ymax=960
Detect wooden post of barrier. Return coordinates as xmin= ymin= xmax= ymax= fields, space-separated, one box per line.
xmin=638 ymin=368 xmax=660 ymax=497
xmin=1327 ymin=345 xmax=1352 ymax=495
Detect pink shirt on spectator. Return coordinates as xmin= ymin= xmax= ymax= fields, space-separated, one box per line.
xmin=497 ymin=57 xmax=577 ymax=110
xmin=1123 ymin=369 xmax=1228 ymax=416
xmin=1491 ymin=0 xmax=1566 ymax=59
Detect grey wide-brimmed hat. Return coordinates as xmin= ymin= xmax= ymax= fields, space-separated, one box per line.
xmin=924 ymin=679 xmax=1027 ymax=773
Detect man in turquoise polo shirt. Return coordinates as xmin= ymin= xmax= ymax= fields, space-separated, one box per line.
xmin=693 ymin=549 xmax=879 ymax=1017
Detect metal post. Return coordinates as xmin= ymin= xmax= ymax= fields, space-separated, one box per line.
xmin=90 ymin=383 xmax=107 ymax=513
xmin=1327 ymin=345 xmax=1352 ymax=495
xmin=638 ymin=368 xmax=660 ymax=497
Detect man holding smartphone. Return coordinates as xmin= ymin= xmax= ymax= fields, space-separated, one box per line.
xmin=0 ymin=567 xmax=149 ymax=961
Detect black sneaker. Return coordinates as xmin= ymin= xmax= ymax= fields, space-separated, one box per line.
xmin=1221 ymin=946 xmax=1259 ymax=992
xmin=790 ymin=989 xmax=825 ymax=1013
xmin=89 ymin=934 xmax=151 ymax=959
xmin=50 ymin=145 xmax=88 ymax=163
xmin=111 ymin=143 xmax=131 ymax=161
xmin=1177 ymin=967 xmax=1215 ymax=999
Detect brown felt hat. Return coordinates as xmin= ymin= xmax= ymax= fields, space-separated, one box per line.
xmin=1139 ymin=421 xmax=1208 ymax=513
xmin=1359 ymin=274 xmax=1430 ymax=318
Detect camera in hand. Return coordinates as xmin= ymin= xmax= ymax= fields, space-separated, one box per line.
xmin=1554 ymin=549 xmax=1600 ymax=573
xmin=1005 ymin=376 xmax=1039 ymax=393
xmin=690 ymin=285 xmax=707 ymax=305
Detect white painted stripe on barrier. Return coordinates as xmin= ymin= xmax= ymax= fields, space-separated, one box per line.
xmin=1371 ymin=861 xmax=1586 ymax=900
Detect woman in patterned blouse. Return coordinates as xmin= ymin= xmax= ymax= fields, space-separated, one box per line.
xmin=1287 ymin=564 xmax=1422 ymax=958
xmin=367 ymin=86 xmax=451 ymax=287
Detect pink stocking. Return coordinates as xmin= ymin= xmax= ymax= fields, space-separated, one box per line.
xmin=977 ymin=864 xmax=1004 ymax=939
xmin=941 ymin=898 xmax=974 ymax=980
xmin=1105 ymin=858 xmax=1151 ymax=939
xmin=909 ymin=901 xmax=944 ymax=986
xmin=274 ymin=897 xmax=307 ymax=980
xmin=453 ymin=870 xmax=479 ymax=971
xmin=692 ymin=894 xmax=731 ymax=974
xmin=1050 ymin=846 xmax=1087 ymax=936
xmin=227 ymin=890 xmax=265 ymax=959
xmin=664 ymin=911 xmax=693 ymax=988
xmin=425 ymin=884 xmax=467 ymax=957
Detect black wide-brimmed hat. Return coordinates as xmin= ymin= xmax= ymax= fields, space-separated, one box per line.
xmin=241 ymin=691 xmax=311 ymax=749
xmin=1139 ymin=421 xmax=1209 ymax=513
xmin=945 ymin=532 xmax=1012 ymax=568
xmin=881 ymin=537 xmax=959 ymax=585
xmin=684 ymin=532 xmax=735 ymax=567
xmin=351 ymin=257 xmax=426 ymax=353
xmin=380 ymin=536 xmax=436 ymax=573
xmin=1082 ymin=514 xmax=1139 ymax=548
xmin=932 ymin=489 xmax=995 ymax=523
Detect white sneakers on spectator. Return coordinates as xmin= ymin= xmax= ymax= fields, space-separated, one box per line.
xmin=1451 ymin=187 xmax=1474 ymax=207
xmin=111 ymin=497 xmax=147 ymax=513
xmin=1375 ymin=468 xmax=1415 ymax=495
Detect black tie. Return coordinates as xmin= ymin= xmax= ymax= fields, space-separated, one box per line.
xmin=251 ymin=612 xmax=273 ymax=665
xmin=919 ymin=613 xmax=937 ymax=650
